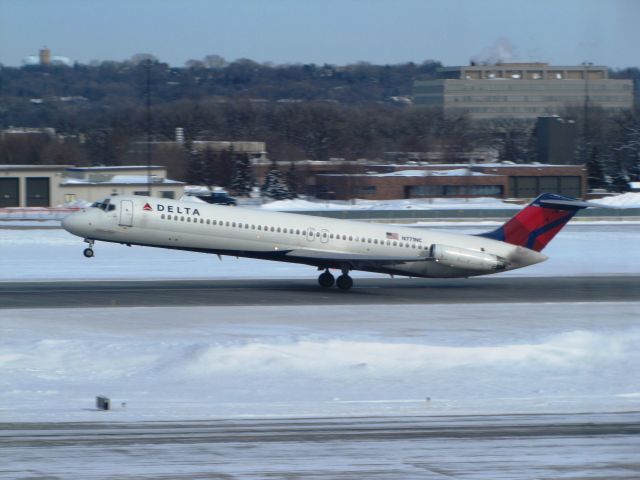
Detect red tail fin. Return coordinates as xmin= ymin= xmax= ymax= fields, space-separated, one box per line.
xmin=479 ymin=194 xmax=591 ymax=252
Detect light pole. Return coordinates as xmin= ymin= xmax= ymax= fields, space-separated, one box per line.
xmin=582 ymin=61 xmax=593 ymax=162
xmin=145 ymin=58 xmax=153 ymax=197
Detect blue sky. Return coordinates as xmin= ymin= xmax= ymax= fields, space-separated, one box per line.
xmin=1 ymin=0 xmax=638 ymax=68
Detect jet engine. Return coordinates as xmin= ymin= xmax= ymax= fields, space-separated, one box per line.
xmin=429 ymin=244 xmax=507 ymax=272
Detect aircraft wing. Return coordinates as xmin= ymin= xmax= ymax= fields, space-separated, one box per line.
xmin=285 ymin=248 xmax=432 ymax=267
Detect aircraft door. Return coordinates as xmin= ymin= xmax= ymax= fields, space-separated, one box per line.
xmin=306 ymin=227 xmax=315 ymax=242
xmin=320 ymin=229 xmax=329 ymax=243
xmin=119 ymin=200 xmax=134 ymax=227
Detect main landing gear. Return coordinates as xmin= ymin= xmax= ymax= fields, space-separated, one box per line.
xmin=317 ymin=267 xmax=353 ymax=291
xmin=83 ymin=239 xmax=95 ymax=258
xmin=318 ymin=269 xmax=335 ymax=288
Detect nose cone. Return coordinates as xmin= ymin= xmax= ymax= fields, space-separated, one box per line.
xmin=62 ymin=211 xmax=85 ymax=237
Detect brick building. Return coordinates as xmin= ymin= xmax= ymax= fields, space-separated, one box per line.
xmin=314 ymin=163 xmax=586 ymax=200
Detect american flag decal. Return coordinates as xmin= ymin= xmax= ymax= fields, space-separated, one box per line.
xmin=386 ymin=232 xmax=399 ymax=240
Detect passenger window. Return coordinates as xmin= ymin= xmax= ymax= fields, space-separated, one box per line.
xmin=348 ymin=236 xmax=353 ymax=241
xmin=277 ymin=227 xmax=281 ymax=233
xmin=386 ymin=240 xmax=390 ymax=246
xmin=393 ymin=241 xmax=397 ymax=246
xmin=296 ymin=229 xmax=300 ymax=235
xmin=187 ymin=217 xmax=191 ymax=222
xmin=374 ymin=239 xmax=378 ymax=244
xmin=258 ymin=225 xmax=262 ymax=230
xmin=181 ymin=216 xmax=185 ymax=221
xmin=161 ymin=214 xmax=165 ymax=219
xmin=329 ymin=234 xmax=334 ymax=239
xmin=232 ymin=222 xmax=236 ymax=227
xmin=225 ymin=221 xmax=230 ymax=227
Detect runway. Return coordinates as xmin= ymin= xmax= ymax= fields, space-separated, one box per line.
xmin=1 ymin=275 xmax=639 ymax=308
xmin=3 ymin=414 xmax=640 ymax=479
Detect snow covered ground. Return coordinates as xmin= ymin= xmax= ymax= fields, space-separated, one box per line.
xmin=0 ymin=223 xmax=638 ymax=281
xmin=2 ymin=302 xmax=639 ymax=422
xmin=1 ymin=222 xmax=638 ymax=424
xmin=259 ymin=196 xmax=521 ymax=211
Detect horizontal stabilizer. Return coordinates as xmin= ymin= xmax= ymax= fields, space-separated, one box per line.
xmin=535 ymin=196 xmax=597 ymax=210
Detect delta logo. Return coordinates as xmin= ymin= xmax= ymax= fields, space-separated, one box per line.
xmin=143 ymin=203 xmax=153 ymax=211
xmin=155 ymin=203 xmax=200 ymax=216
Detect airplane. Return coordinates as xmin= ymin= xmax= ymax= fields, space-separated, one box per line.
xmin=62 ymin=192 xmax=592 ymax=290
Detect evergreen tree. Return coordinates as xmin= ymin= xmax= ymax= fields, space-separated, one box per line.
xmin=586 ymin=145 xmax=608 ymax=190
xmin=216 ymin=146 xmax=235 ymax=188
xmin=261 ymin=164 xmax=292 ymax=200
xmin=185 ymin=145 xmax=204 ymax=185
xmin=609 ymin=161 xmax=629 ymax=192
xmin=628 ymin=161 xmax=640 ymax=182
xmin=230 ymin=152 xmax=254 ymax=196
xmin=201 ymin=146 xmax=218 ymax=187
xmin=285 ymin=162 xmax=299 ymax=198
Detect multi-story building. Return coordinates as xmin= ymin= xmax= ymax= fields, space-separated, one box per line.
xmin=414 ymin=63 xmax=633 ymax=119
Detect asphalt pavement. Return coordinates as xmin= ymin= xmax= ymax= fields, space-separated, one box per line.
xmin=1 ymin=275 xmax=638 ymax=308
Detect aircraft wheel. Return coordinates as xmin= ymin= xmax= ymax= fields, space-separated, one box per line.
xmin=336 ymin=274 xmax=353 ymax=291
xmin=83 ymin=248 xmax=94 ymax=258
xmin=318 ymin=270 xmax=335 ymax=288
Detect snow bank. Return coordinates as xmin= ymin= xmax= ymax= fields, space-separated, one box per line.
xmin=1 ymin=302 xmax=639 ymax=421
xmin=592 ymin=192 xmax=640 ymax=208
xmin=261 ymin=197 xmax=519 ymax=211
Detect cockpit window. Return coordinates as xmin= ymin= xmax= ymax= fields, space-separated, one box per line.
xmin=91 ymin=198 xmax=115 ymax=211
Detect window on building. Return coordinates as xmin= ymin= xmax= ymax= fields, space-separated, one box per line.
xmin=355 ymin=186 xmax=377 ymax=195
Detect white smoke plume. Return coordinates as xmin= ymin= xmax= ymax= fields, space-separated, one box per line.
xmin=470 ymin=37 xmax=517 ymax=65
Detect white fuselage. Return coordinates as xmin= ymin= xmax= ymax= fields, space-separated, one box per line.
xmin=62 ymin=196 xmax=547 ymax=278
